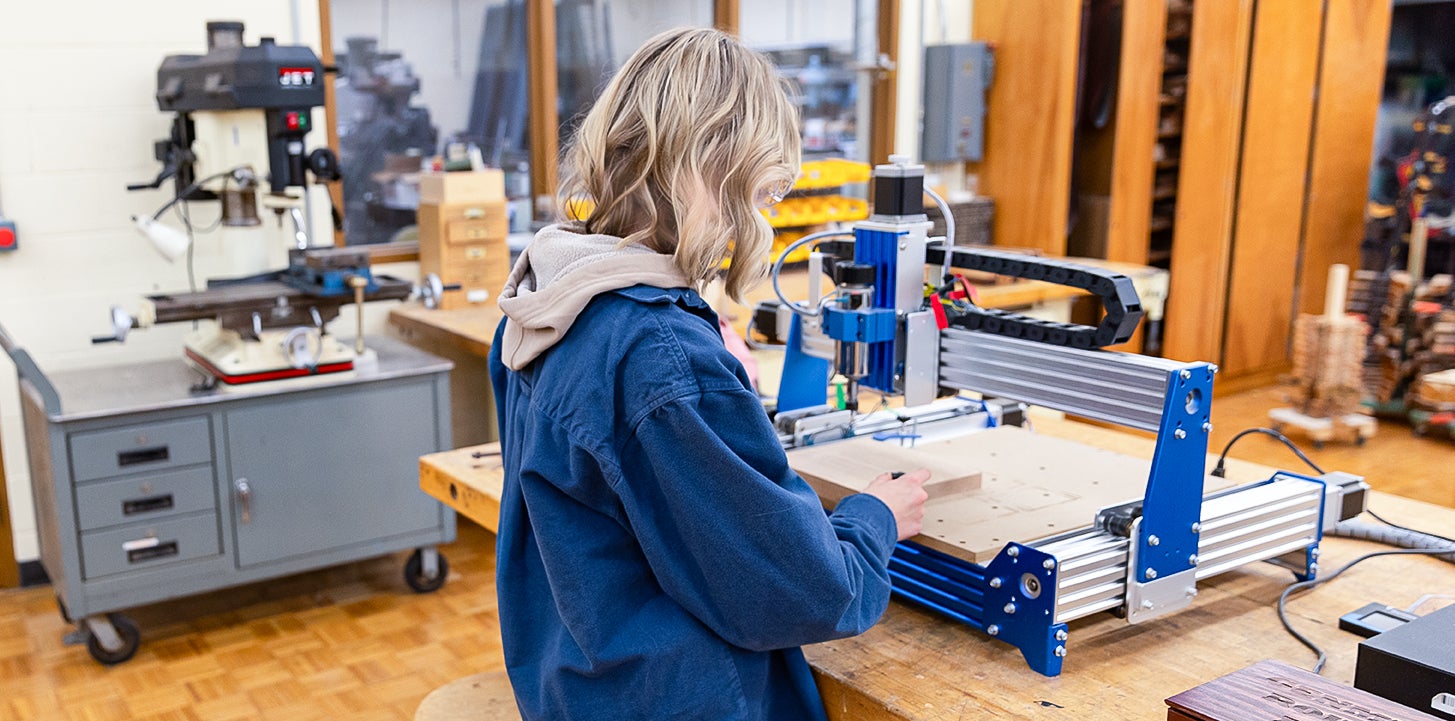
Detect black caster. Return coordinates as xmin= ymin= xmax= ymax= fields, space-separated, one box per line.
xmin=404 ymin=549 xmax=449 ymax=593
xmin=85 ymin=613 xmax=140 ymax=665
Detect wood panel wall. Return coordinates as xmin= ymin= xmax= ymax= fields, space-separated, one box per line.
xmin=1297 ymin=0 xmax=1392 ymax=315
xmin=1220 ymin=0 xmax=1325 ymax=377
xmin=967 ymin=0 xmax=1082 ymax=256
xmin=1105 ymin=0 xmax=1168 ymax=265
xmin=1163 ymin=0 xmax=1255 ymax=364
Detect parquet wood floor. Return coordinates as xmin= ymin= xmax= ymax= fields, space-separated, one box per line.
xmin=0 ymin=522 xmax=504 ymax=721
xmin=0 ymin=385 xmax=1449 ymax=720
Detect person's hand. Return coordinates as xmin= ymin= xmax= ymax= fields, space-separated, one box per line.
xmin=864 ymin=468 xmax=931 ymax=541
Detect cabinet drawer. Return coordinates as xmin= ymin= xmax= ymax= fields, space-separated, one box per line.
xmin=74 ymin=466 xmax=217 ymax=531
xmin=80 ymin=512 xmax=220 ymax=579
xmin=70 ymin=417 xmax=212 ymax=482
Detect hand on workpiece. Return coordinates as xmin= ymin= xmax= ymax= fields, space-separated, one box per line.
xmin=864 ymin=468 xmax=931 ymax=541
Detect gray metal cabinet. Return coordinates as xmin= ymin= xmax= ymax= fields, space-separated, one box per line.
xmin=1 ymin=332 xmax=455 ymax=664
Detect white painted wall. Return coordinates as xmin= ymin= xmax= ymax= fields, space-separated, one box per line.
xmin=0 ymin=1 xmax=337 ymax=563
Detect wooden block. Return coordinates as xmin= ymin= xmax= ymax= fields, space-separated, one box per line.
xmin=787 ymin=438 xmax=982 ymax=506
xmin=1166 ymin=659 xmax=1442 ymax=721
xmin=419 ymin=443 xmax=504 ymax=533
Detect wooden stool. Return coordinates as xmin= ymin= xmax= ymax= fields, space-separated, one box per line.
xmin=416 ymin=671 xmax=522 ymax=721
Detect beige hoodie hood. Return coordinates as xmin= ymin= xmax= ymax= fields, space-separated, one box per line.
xmin=496 ymin=222 xmax=691 ymax=371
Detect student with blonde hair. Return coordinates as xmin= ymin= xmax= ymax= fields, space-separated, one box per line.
xmin=490 ymin=27 xmax=930 ymax=720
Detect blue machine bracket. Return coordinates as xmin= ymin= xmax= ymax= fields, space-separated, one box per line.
xmin=887 ymin=540 xmax=1067 ymax=676
xmin=822 ymin=306 xmax=897 ymax=343
xmin=1136 ymin=363 xmax=1216 ymax=582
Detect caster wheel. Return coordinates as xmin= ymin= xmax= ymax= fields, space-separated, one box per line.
xmin=86 ymin=614 xmax=140 ymax=666
xmin=404 ymin=550 xmax=449 ymax=593
xmin=56 ymin=594 xmax=72 ymax=625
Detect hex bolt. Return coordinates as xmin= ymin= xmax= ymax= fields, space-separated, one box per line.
xmin=1054 ymin=645 xmax=1067 ymax=658
xmin=1190 ymin=522 xmax=1201 ymax=534
xmin=1142 ymin=600 xmax=1155 ymax=609
xmin=1042 ymin=559 xmax=1056 ymax=571
xmin=989 ymin=577 xmax=1003 ymax=589
xmin=1186 ymin=586 xmax=1198 ymax=598
xmin=1188 ymin=554 xmax=1199 ymax=566
xmin=1174 ymin=429 xmax=1187 ymax=440
xmin=986 ymin=624 xmax=1000 ymax=636
xmin=1202 ymin=422 xmax=1213 ymax=433
xmin=1210 ymin=364 xmax=1220 ymax=374
xmin=1148 ymin=535 xmax=1161 ymax=547
xmin=1054 ymin=629 xmax=1068 ymax=642
xmin=1310 ymin=548 xmax=1320 ymax=559
xmin=1180 ymin=369 xmax=1192 ymax=380
xmin=1004 ymin=603 xmax=1017 ymax=615
xmin=1310 ymin=562 xmax=1319 ymax=573
xmin=1145 ymin=568 xmax=1158 ymax=580
xmin=1007 ymin=546 xmax=1020 ymax=558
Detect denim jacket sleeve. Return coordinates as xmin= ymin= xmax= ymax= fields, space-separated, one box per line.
xmin=614 ymin=384 xmax=899 ymax=653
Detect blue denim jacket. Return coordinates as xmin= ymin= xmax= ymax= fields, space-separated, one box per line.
xmin=489 ymin=284 xmax=898 ymax=721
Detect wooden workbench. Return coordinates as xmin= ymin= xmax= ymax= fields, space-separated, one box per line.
xmin=420 ymin=414 xmax=1455 ymax=720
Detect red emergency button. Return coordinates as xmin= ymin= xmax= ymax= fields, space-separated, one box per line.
xmin=0 ymin=224 xmax=16 ymax=252
xmin=285 ymin=111 xmax=300 ymax=131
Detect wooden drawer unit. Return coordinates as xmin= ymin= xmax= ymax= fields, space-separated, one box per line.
xmin=68 ymin=417 xmax=212 ymax=482
xmin=74 ymin=466 xmax=217 ymax=531
xmin=79 ymin=512 xmax=221 ymax=580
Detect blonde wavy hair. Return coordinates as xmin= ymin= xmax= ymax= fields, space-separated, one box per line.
xmin=558 ymin=27 xmax=801 ymax=302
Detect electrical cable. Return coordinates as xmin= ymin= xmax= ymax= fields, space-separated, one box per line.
xmin=770 ymin=230 xmax=854 ymax=318
xmin=1211 ymin=426 xmax=1325 ymax=478
xmin=1278 ymin=547 xmax=1455 ymax=674
xmin=1364 ymin=508 xmax=1455 ymax=543
xmin=925 ymin=186 xmax=956 ymax=283
xmin=151 ymin=167 xmax=249 ymax=222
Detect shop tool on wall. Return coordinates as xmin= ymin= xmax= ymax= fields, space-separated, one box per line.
xmin=769 ymin=157 xmax=1370 ymax=676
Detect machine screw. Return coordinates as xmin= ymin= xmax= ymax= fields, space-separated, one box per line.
xmin=1148 ymin=535 xmax=1160 ymax=547
xmin=1174 ymin=429 xmax=1187 ymax=440
xmin=1310 ymin=562 xmax=1319 ymax=573
xmin=1145 ymin=568 xmax=1158 ymax=580
xmin=1007 ymin=546 xmax=1020 ymax=558
xmin=986 ymin=624 xmax=1000 ymax=636
xmin=1310 ymin=548 xmax=1320 ymax=559
xmin=1188 ymin=554 xmax=1200 ymax=566
xmin=1209 ymin=364 xmax=1220 ymax=374
xmin=1202 ymin=422 xmax=1213 ymax=433
xmin=1004 ymin=603 xmax=1017 ymax=615
xmin=1142 ymin=600 xmax=1155 ymax=609
xmin=1054 ymin=645 xmax=1067 ymax=658
xmin=989 ymin=577 xmax=1003 ymax=589
xmin=1180 ymin=369 xmax=1192 ymax=380
xmin=1186 ymin=586 xmax=1198 ymax=598
xmin=899 ymin=240 xmax=908 ymax=250
xmin=1042 ymin=559 xmax=1056 ymax=571
xmin=1054 ymin=629 xmax=1068 ymax=642
xmin=1190 ymin=522 xmax=1201 ymax=534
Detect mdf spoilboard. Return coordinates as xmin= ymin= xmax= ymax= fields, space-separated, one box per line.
xmin=787 ymin=426 xmax=1238 ymax=564
xmin=788 ymin=438 xmax=983 ymax=505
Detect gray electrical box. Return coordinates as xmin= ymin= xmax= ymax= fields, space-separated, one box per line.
xmin=921 ymin=42 xmax=994 ymax=163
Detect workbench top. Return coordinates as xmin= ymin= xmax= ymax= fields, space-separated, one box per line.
xmin=420 ymin=416 xmax=1455 ymax=720
xmin=28 ymin=335 xmax=450 ymax=422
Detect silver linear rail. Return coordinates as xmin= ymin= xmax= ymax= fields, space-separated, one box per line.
xmin=1036 ymin=476 xmax=1325 ymax=624
xmin=939 ymin=329 xmax=1187 ymax=431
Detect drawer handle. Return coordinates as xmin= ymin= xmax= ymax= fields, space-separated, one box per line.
xmin=126 ymin=541 xmax=178 ymax=564
xmin=235 ymin=478 xmax=252 ymax=524
xmin=118 ymin=446 xmax=169 ymax=467
xmin=122 ymin=494 xmax=175 ymax=515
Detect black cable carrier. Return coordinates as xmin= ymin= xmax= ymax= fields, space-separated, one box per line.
xmin=926 ymin=247 xmax=1144 ymax=349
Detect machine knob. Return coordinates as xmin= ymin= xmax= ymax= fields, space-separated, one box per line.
xmin=307 ymin=148 xmax=341 ymax=182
